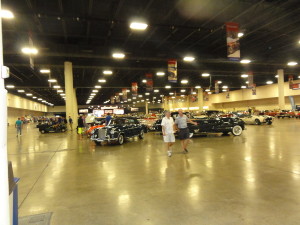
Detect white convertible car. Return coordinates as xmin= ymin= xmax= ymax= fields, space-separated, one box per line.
xmin=240 ymin=115 xmax=273 ymax=125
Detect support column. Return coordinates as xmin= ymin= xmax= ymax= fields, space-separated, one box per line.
xmin=0 ymin=0 xmax=10 ymax=222
xmin=64 ymin=62 xmax=78 ymax=128
xmin=278 ymin=69 xmax=285 ymax=110
xmin=145 ymin=101 xmax=149 ymax=114
xmin=198 ymin=88 xmax=204 ymax=111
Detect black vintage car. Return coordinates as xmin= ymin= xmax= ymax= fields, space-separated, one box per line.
xmin=90 ymin=117 xmax=144 ymax=145
xmin=153 ymin=112 xmax=245 ymax=136
xmin=38 ymin=124 xmax=67 ymax=133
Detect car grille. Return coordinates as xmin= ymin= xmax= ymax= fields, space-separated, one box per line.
xmin=98 ymin=129 xmax=107 ymax=140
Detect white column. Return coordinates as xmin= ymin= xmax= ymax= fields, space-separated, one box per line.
xmin=64 ymin=62 xmax=78 ymax=128
xmin=145 ymin=101 xmax=148 ymax=114
xmin=278 ymin=69 xmax=285 ymax=110
xmin=198 ymin=88 xmax=204 ymax=111
xmin=0 ymin=0 xmax=10 ymax=222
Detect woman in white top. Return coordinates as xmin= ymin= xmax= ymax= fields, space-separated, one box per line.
xmin=161 ymin=110 xmax=176 ymax=157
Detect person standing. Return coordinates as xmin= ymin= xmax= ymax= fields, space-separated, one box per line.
xmin=105 ymin=113 xmax=112 ymax=125
xmin=15 ymin=118 xmax=23 ymax=137
xmin=161 ymin=111 xmax=176 ymax=157
xmin=68 ymin=116 xmax=73 ymax=131
xmin=77 ymin=116 xmax=85 ymax=139
xmin=175 ymin=109 xmax=197 ymax=153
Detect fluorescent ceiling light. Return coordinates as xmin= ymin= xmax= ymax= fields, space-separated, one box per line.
xmin=91 ymin=93 xmax=96 ymax=96
xmin=103 ymin=70 xmax=113 ymax=75
xmin=40 ymin=69 xmax=50 ymax=74
xmin=57 ymin=90 xmax=63 ymax=93
xmin=1 ymin=10 xmax=14 ymax=19
xmin=169 ymin=92 xmax=174 ymax=95
xmin=180 ymin=95 xmax=185 ymax=97
xmin=171 ymin=96 xmax=175 ymax=99
xmin=126 ymin=90 xmax=130 ymax=92
xmin=240 ymin=59 xmax=251 ymax=64
xmin=287 ymin=61 xmax=298 ymax=66
xmin=17 ymin=90 xmax=25 ymax=93
xmin=238 ymin=32 xmax=244 ymax=38
xmin=145 ymin=93 xmax=150 ymax=95
xmin=6 ymin=85 xmax=14 ymax=88
xmin=195 ymin=86 xmax=201 ymax=89
xmin=142 ymin=79 xmax=146 ymax=83
xmin=32 ymin=96 xmax=37 ymax=99
xmin=222 ymin=89 xmax=227 ymax=92
xmin=95 ymin=85 xmax=101 ymax=88
xmin=266 ymin=81 xmax=273 ymax=84
xmin=38 ymin=98 xmax=42 ymax=100
xmin=241 ymin=86 xmax=247 ymax=89
xmin=42 ymin=100 xmax=46 ymax=103
xmin=92 ymin=90 xmax=98 ymax=93
xmin=208 ymin=92 xmax=212 ymax=95
xmin=138 ymin=95 xmax=143 ymax=97
xmin=21 ymin=47 xmax=38 ymax=55
xmin=156 ymin=72 xmax=165 ymax=76
xmin=130 ymin=22 xmax=148 ymax=30
xmin=48 ymin=79 xmax=57 ymax=82
xmin=180 ymin=89 xmax=186 ymax=92
xmin=202 ymin=73 xmax=210 ymax=77
xmin=60 ymin=93 xmax=65 ymax=96
xmin=98 ymin=79 xmax=106 ymax=83
xmin=53 ymin=85 xmax=60 ymax=88
xmin=181 ymin=80 xmax=188 ymax=84
xmin=246 ymin=81 xmax=249 ymax=84
xmin=222 ymin=86 xmax=228 ymax=89
xmin=192 ymin=92 xmax=197 ymax=94
xmin=165 ymin=85 xmax=171 ymax=89
xmin=241 ymin=74 xmax=248 ymax=78
xmin=217 ymin=81 xmax=222 ymax=84
xmin=112 ymin=53 xmax=125 ymax=59
xmin=275 ymin=75 xmax=279 ymax=78
xmin=205 ymin=89 xmax=210 ymax=92
xmin=183 ymin=56 xmax=195 ymax=62
xmin=26 ymin=93 xmax=32 ymax=96
xmin=154 ymin=89 xmax=159 ymax=93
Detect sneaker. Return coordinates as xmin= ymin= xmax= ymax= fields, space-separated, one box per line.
xmin=189 ymin=133 xmax=194 ymax=138
xmin=167 ymin=151 xmax=172 ymax=157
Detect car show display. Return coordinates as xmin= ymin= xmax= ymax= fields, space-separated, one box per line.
xmin=239 ymin=114 xmax=273 ymax=125
xmin=38 ymin=124 xmax=67 ymax=134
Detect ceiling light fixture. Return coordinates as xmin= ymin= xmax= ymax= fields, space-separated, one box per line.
xmin=57 ymin=90 xmax=63 ymax=93
xmin=156 ymin=72 xmax=165 ymax=76
xmin=1 ymin=10 xmax=14 ymax=19
xmin=275 ymin=75 xmax=279 ymax=78
xmin=217 ymin=81 xmax=222 ymax=84
xmin=40 ymin=69 xmax=50 ymax=74
xmin=180 ymin=89 xmax=186 ymax=92
xmin=241 ymin=86 xmax=247 ymax=89
xmin=240 ymin=59 xmax=251 ymax=64
xmin=222 ymin=86 xmax=228 ymax=89
xmin=95 ymin=85 xmax=101 ymax=88
xmin=238 ymin=32 xmax=244 ymax=38
xmin=17 ymin=90 xmax=25 ymax=93
xmin=205 ymin=89 xmax=210 ymax=92
xmin=195 ymin=86 xmax=201 ymax=89
xmin=26 ymin=93 xmax=32 ymax=96
xmin=103 ymin=70 xmax=113 ymax=75
xmin=21 ymin=47 xmax=38 ymax=55
xmin=98 ymin=79 xmax=106 ymax=83
xmin=32 ymin=96 xmax=37 ymax=99
xmin=241 ymin=74 xmax=248 ymax=78
xmin=181 ymin=79 xmax=188 ymax=84
xmin=48 ymin=79 xmax=56 ymax=82
xmin=165 ymin=85 xmax=171 ymax=89
xmin=154 ymin=89 xmax=159 ymax=93
xmin=287 ymin=61 xmax=298 ymax=66
xmin=6 ymin=85 xmax=14 ymax=88
xmin=130 ymin=22 xmax=148 ymax=30
xmin=142 ymin=79 xmax=146 ymax=83
xmin=183 ymin=56 xmax=195 ymax=62
xmin=53 ymin=85 xmax=61 ymax=88
xmin=145 ymin=93 xmax=150 ymax=96
xmin=266 ymin=81 xmax=273 ymax=84
xmin=91 ymin=93 xmax=96 ymax=96
xmin=92 ymin=90 xmax=98 ymax=93
xmin=202 ymin=73 xmax=210 ymax=77
xmin=112 ymin=53 xmax=125 ymax=59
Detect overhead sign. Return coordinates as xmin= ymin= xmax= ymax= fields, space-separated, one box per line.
xmin=132 ymin=82 xmax=138 ymax=97
xmin=248 ymin=72 xmax=254 ymax=88
xmin=289 ymin=75 xmax=294 ymax=89
xmin=168 ymin=59 xmax=177 ymax=83
xmin=225 ymin=22 xmax=240 ymax=60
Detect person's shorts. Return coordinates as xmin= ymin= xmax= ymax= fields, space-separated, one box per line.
xmin=178 ymin=128 xmax=190 ymax=140
xmin=78 ymin=127 xmax=84 ymax=134
xmin=163 ymin=133 xmax=175 ymax=143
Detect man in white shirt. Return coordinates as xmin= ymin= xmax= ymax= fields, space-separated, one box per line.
xmin=161 ymin=110 xmax=176 ymax=157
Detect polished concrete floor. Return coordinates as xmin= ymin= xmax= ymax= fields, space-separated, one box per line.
xmin=7 ymin=119 xmax=300 ymax=225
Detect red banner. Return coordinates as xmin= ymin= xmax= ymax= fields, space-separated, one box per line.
xmin=168 ymin=59 xmax=177 ymax=83
xmin=291 ymin=83 xmax=300 ymax=90
xmin=132 ymin=82 xmax=138 ymax=97
xmin=190 ymin=88 xmax=198 ymax=102
xmin=122 ymin=88 xmax=127 ymax=100
xmin=289 ymin=75 xmax=294 ymax=89
xmin=225 ymin=22 xmax=240 ymax=60
xmin=146 ymin=73 xmax=153 ymax=91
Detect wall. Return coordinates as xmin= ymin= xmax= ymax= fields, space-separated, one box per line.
xmin=8 ymin=108 xmax=45 ymax=125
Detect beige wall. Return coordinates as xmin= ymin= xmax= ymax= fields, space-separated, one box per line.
xmin=8 ymin=108 xmax=45 ymax=126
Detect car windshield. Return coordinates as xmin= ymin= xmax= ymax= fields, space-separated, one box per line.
xmin=110 ymin=119 xmax=125 ymax=125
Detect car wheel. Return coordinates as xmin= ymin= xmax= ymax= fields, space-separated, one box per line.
xmin=61 ymin=128 xmax=66 ymax=132
xmin=139 ymin=130 xmax=144 ymax=139
xmin=117 ymin=134 xmax=124 ymax=145
xmin=267 ymin=121 xmax=272 ymax=125
xmin=41 ymin=130 xmax=45 ymax=134
xmin=231 ymin=125 xmax=243 ymax=136
xmin=255 ymin=119 xmax=261 ymax=125
xmin=94 ymin=141 xmax=101 ymax=146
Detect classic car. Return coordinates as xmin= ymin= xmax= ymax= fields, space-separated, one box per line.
xmin=239 ymin=115 xmax=273 ymax=125
xmin=90 ymin=117 xmax=144 ymax=145
xmin=276 ymin=110 xmax=295 ymax=118
xmin=39 ymin=124 xmax=67 ymax=133
xmin=137 ymin=118 xmax=156 ymax=132
xmin=153 ymin=112 xmax=245 ymax=136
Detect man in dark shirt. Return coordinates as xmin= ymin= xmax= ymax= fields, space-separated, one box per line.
xmin=68 ymin=116 xmax=73 ymax=131
xmin=77 ymin=116 xmax=84 ymax=139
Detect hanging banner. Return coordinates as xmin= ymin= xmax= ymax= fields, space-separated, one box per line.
xmin=252 ymin=84 xmax=257 ymax=95
xmin=225 ymin=22 xmax=240 ymax=60
xmin=215 ymin=81 xmax=219 ymax=94
xmin=132 ymin=82 xmax=138 ymax=97
xmin=190 ymin=88 xmax=198 ymax=102
xmin=29 ymin=32 xmax=34 ymax=69
xmin=122 ymin=88 xmax=127 ymax=100
xmin=111 ymin=97 xmax=115 ymax=104
xmin=115 ymin=94 xmax=120 ymax=103
xmin=146 ymin=73 xmax=153 ymax=92
xmin=203 ymin=91 xmax=209 ymax=101
xmin=289 ymin=75 xmax=294 ymax=89
xmin=168 ymin=59 xmax=177 ymax=83
xmin=248 ymin=72 xmax=254 ymax=88
xmin=226 ymin=89 xmax=230 ymax=99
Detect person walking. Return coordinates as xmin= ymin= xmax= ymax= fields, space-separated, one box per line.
xmin=105 ymin=113 xmax=112 ymax=125
xmin=68 ymin=116 xmax=73 ymax=131
xmin=77 ymin=116 xmax=85 ymax=139
xmin=175 ymin=109 xmax=197 ymax=153
xmin=161 ymin=110 xmax=176 ymax=157
xmin=15 ymin=118 xmax=23 ymax=137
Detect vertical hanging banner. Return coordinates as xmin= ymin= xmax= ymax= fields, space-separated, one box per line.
xmin=168 ymin=59 xmax=177 ymax=83
xmin=28 ymin=32 xmax=34 ymax=69
xmin=122 ymin=89 xmax=127 ymax=100
xmin=190 ymin=88 xmax=198 ymax=102
xmin=146 ymin=73 xmax=153 ymax=91
xmin=289 ymin=75 xmax=294 ymax=89
xmin=252 ymin=84 xmax=257 ymax=95
xmin=111 ymin=97 xmax=115 ymax=104
xmin=225 ymin=22 xmax=240 ymax=61
xmin=203 ymin=91 xmax=209 ymax=101
xmin=115 ymin=94 xmax=120 ymax=103
xmin=248 ymin=72 xmax=254 ymax=88
xmin=226 ymin=88 xmax=230 ymax=99
xmin=215 ymin=81 xmax=219 ymax=94
xmin=132 ymin=82 xmax=138 ymax=97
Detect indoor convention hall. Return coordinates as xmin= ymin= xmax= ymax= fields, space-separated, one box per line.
xmin=1 ymin=0 xmax=300 ymax=225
